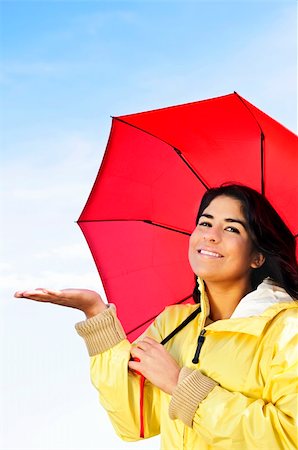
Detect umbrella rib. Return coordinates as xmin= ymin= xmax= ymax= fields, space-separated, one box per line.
xmin=172 ymin=147 xmax=209 ymax=189
xmin=126 ymin=294 xmax=193 ymax=337
xmin=113 ymin=117 xmax=210 ymax=191
xmin=260 ymin=133 xmax=265 ymax=195
xmin=78 ymin=218 xmax=192 ymax=236
xmin=234 ymin=92 xmax=265 ymax=195
xmin=143 ymin=219 xmax=191 ymax=235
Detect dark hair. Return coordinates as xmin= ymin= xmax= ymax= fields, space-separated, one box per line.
xmin=192 ymin=183 xmax=298 ymax=302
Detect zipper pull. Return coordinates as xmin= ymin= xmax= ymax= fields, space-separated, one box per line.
xmin=192 ymin=329 xmax=206 ymax=364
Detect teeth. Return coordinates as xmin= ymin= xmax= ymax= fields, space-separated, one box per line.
xmin=200 ymin=249 xmax=222 ymax=257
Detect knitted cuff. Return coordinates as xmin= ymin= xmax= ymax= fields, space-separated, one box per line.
xmin=169 ymin=367 xmax=218 ymax=427
xmin=75 ymin=306 xmax=126 ymax=356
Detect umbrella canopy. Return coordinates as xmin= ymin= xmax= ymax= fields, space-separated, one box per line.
xmin=78 ymin=92 xmax=298 ymax=341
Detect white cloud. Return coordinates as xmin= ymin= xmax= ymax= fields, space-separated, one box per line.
xmin=1 ymin=132 xmax=106 ymax=305
xmin=0 ymin=262 xmax=13 ymax=272
xmin=34 ymin=242 xmax=92 ymax=260
xmin=1 ymin=270 xmax=104 ymax=296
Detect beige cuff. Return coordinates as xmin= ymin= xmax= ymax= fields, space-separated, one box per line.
xmin=169 ymin=367 xmax=218 ymax=427
xmin=75 ymin=306 xmax=126 ymax=356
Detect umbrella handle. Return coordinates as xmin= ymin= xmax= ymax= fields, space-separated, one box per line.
xmin=130 ymin=357 xmax=142 ymax=376
xmin=139 ymin=374 xmax=145 ymax=438
xmin=129 ymin=357 xmax=145 ymax=438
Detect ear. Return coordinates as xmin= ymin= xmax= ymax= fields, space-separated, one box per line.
xmin=251 ymin=252 xmax=265 ymax=269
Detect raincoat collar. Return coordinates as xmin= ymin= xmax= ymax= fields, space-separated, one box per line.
xmin=198 ymin=277 xmax=297 ymax=336
xmin=197 ymin=277 xmax=210 ymax=319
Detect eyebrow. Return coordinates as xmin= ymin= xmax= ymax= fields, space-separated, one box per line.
xmin=199 ymin=213 xmax=247 ymax=229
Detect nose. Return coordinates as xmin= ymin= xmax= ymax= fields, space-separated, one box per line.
xmin=202 ymin=225 xmax=221 ymax=243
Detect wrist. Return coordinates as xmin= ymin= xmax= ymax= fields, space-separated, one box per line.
xmin=84 ymin=303 xmax=107 ymax=319
xmin=168 ymin=368 xmax=180 ymax=395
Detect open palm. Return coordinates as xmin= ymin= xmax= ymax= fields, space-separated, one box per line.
xmin=14 ymin=288 xmax=107 ymax=318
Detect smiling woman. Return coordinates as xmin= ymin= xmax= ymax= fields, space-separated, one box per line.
xmin=192 ymin=184 xmax=297 ymax=299
xmin=189 ymin=195 xmax=266 ymax=320
xmin=15 ymin=184 xmax=298 ymax=450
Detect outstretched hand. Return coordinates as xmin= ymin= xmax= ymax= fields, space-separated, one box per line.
xmin=14 ymin=288 xmax=107 ymax=318
xmin=129 ymin=337 xmax=180 ymax=395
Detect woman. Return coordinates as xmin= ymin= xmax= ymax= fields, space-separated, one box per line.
xmin=15 ymin=184 xmax=298 ymax=449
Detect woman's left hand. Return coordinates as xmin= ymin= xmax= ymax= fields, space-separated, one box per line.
xmin=129 ymin=337 xmax=180 ymax=395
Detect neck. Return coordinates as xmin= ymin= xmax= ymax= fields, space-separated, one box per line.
xmin=204 ymin=280 xmax=252 ymax=321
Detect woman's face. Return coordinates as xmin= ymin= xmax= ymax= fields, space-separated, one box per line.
xmin=188 ymin=195 xmax=259 ymax=286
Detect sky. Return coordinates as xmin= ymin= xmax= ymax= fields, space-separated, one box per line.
xmin=0 ymin=1 xmax=297 ymax=449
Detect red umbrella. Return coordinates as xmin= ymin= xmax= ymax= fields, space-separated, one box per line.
xmin=78 ymin=92 xmax=298 ymax=341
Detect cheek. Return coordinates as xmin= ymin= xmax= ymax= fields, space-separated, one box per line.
xmin=188 ymin=248 xmax=198 ymax=274
xmin=189 ymin=236 xmax=197 ymax=255
xmin=189 ymin=228 xmax=199 ymax=245
xmin=188 ymin=235 xmax=196 ymax=257
xmin=188 ymin=238 xmax=194 ymax=258
xmin=234 ymin=239 xmax=254 ymax=264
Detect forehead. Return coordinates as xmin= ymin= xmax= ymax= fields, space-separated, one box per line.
xmin=202 ymin=195 xmax=245 ymax=218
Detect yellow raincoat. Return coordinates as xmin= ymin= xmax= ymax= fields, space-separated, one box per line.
xmin=79 ymin=279 xmax=298 ymax=449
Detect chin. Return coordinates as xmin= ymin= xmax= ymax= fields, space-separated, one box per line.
xmin=195 ymin=270 xmax=225 ymax=284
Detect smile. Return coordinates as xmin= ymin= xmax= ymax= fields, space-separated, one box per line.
xmin=198 ymin=249 xmax=223 ymax=258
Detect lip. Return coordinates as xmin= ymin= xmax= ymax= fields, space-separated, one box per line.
xmin=197 ymin=248 xmax=224 ymax=258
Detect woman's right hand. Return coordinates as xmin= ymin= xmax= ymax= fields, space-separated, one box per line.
xmin=14 ymin=288 xmax=107 ymax=319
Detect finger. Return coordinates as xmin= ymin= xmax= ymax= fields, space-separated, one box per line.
xmin=15 ymin=290 xmax=55 ymax=302
xmin=133 ymin=340 xmax=151 ymax=351
xmin=128 ymin=359 xmax=145 ymax=376
xmin=137 ymin=338 xmax=162 ymax=353
xmin=42 ymin=288 xmax=63 ymax=296
xmin=14 ymin=288 xmax=60 ymax=298
xmin=142 ymin=337 xmax=159 ymax=345
xmin=14 ymin=293 xmax=46 ymax=302
xmin=14 ymin=289 xmax=44 ymax=298
xmin=128 ymin=360 xmax=140 ymax=369
xmin=22 ymin=290 xmax=48 ymax=296
xmin=128 ymin=360 xmax=141 ymax=373
xmin=130 ymin=347 xmax=144 ymax=359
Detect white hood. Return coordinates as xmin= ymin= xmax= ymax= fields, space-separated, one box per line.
xmin=231 ymin=278 xmax=294 ymax=319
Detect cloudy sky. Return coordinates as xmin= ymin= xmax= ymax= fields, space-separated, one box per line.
xmin=1 ymin=1 xmax=297 ymax=449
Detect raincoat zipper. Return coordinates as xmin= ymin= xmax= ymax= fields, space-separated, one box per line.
xmin=192 ymin=329 xmax=206 ymax=364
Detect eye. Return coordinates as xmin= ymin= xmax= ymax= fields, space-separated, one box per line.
xmin=198 ymin=221 xmax=212 ymax=227
xmin=225 ymin=226 xmax=240 ymax=234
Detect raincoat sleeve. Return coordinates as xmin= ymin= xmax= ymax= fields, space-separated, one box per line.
xmin=75 ymin=305 xmax=162 ymax=441
xmin=169 ymin=309 xmax=298 ymax=449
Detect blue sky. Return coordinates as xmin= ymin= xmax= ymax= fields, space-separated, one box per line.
xmin=1 ymin=1 xmax=297 ymax=449
xmin=2 ymin=0 xmax=297 ymax=153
